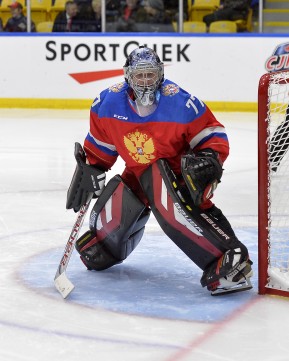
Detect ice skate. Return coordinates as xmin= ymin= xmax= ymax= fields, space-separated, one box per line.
xmin=201 ymin=247 xmax=253 ymax=296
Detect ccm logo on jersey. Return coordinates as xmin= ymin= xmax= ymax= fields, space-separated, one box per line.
xmin=114 ymin=114 xmax=128 ymax=120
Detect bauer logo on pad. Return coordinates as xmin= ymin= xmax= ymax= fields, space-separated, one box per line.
xmin=265 ymin=43 xmax=289 ymax=72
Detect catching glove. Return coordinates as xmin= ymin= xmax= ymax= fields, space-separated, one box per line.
xmin=181 ymin=148 xmax=223 ymax=207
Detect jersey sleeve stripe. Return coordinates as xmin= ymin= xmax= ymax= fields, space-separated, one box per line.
xmin=86 ymin=132 xmax=118 ymax=156
xmin=189 ymin=126 xmax=227 ymax=149
xmin=196 ymin=132 xmax=228 ymax=148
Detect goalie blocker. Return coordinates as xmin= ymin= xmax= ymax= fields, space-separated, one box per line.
xmin=66 ymin=142 xmax=106 ymax=213
xmin=74 ymin=159 xmax=252 ymax=296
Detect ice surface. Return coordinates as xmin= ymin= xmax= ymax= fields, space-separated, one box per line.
xmin=1 ymin=110 xmax=289 ymax=361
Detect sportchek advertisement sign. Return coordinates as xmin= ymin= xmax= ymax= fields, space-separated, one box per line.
xmin=0 ymin=34 xmax=289 ymax=104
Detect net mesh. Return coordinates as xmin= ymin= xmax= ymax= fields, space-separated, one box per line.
xmin=266 ymin=71 xmax=289 ymax=291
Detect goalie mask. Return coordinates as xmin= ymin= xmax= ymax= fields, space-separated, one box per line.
xmin=123 ymin=46 xmax=164 ymax=106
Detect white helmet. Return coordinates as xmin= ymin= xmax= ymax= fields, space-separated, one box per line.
xmin=124 ymin=46 xmax=164 ymax=106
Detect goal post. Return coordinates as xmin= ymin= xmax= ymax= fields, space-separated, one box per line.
xmin=258 ymin=70 xmax=289 ymax=297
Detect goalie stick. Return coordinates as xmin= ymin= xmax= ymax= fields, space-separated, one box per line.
xmin=54 ymin=199 xmax=91 ymax=299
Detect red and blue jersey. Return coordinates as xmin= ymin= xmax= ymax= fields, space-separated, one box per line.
xmin=84 ymin=79 xmax=229 ymax=181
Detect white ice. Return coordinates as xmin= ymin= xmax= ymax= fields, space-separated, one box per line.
xmin=0 ymin=109 xmax=288 ymax=361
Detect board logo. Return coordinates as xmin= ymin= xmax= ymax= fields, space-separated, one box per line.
xmin=265 ymin=43 xmax=289 ymax=72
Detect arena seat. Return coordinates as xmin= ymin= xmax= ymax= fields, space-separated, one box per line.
xmin=183 ymin=20 xmax=207 ymax=32
xmin=235 ymin=8 xmax=253 ymax=32
xmin=30 ymin=0 xmax=51 ymax=24
xmin=36 ymin=20 xmax=53 ymax=32
xmin=189 ymin=0 xmax=220 ymax=22
xmin=209 ymin=20 xmax=237 ymax=33
xmin=172 ymin=20 xmax=207 ymax=32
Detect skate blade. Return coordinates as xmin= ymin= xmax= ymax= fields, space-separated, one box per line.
xmin=211 ymin=278 xmax=253 ymax=296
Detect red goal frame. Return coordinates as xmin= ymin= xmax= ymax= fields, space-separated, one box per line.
xmin=258 ymin=71 xmax=289 ymax=297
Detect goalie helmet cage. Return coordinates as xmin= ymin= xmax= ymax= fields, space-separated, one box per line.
xmin=258 ymin=70 xmax=289 ymax=297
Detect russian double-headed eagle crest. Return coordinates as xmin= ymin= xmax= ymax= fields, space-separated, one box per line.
xmin=162 ymin=84 xmax=179 ymax=96
xmin=109 ymin=82 xmax=125 ymax=93
xmin=124 ymin=130 xmax=155 ymax=164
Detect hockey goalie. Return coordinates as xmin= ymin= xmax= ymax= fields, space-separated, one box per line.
xmin=66 ymin=46 xmax=253 ymax=296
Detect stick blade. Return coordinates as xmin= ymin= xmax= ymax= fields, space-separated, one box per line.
xmin=54 ymin=272 xmax=75 ymax=299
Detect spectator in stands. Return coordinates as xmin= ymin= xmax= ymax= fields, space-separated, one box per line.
xmin=52 ymin=0 xmax=82 ymax=32
xmin=75 ymin=0 xmax=91 ymax=20
xmin=0 ymin=18 xmax=3 ymax=32
xmin=80 ymin=0 xmax=101 ymax=32
xmin=116 ymin=0 xmax=172 ymax=32
xmin=116 ymin=0 xmax=142 ymax=32
xmin=250 ymin=0 xmax=258 ymax=20
xmin=164 ymin=0 xmax=188 ymax=22
xmin=203 ymin=0 xmax=250 ymax=31
xmin=137 ymin=0 xmax=166 ymax=24
xmin=4 ymin=2 xmax=36 ymax=32
xmin=106 ymin=0 xmax=120 ymax=21
xmin=137 ymin=0 xmax=175 ymax=32
xmin=77 ymin=0 xmax=120 ymax=29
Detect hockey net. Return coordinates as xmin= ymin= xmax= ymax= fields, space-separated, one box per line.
xmin=258 ymin=70 xmax=289 ymax=296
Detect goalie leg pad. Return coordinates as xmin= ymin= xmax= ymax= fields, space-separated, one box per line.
xmin=140 ymin=159 xmax=250 ymax=272
xmin=140 ymin=159 xmax=240 ymax=270
xmin=75 ymin=175 xmax=151 ymax=270
xmin=204 ymin=205 xmax=241 ymax=247
xmin=76 ymin=230 xmax=121 ymax=271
